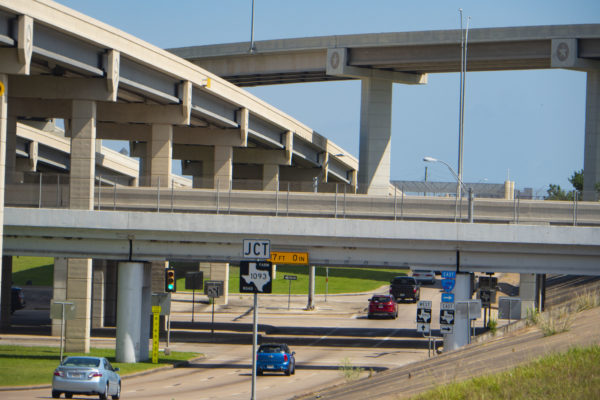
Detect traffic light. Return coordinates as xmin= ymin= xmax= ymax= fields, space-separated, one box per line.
xmin=165 ymin=268 xmax=176 ymax=292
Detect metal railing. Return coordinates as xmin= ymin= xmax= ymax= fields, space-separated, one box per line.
xmin=4 ymin=172 xmax=600 ymax=226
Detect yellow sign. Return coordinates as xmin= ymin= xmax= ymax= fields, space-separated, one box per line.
xmin=0 ymin=81 xmax=4 ymax=97
xmin=269 ymin=251 xmax=309 ymax=265
xmin=151 ymin=306 xmax=161 ymax=364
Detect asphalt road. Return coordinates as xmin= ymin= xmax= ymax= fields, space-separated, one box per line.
xmin=1 ymin=284 xmax=449 ymax=400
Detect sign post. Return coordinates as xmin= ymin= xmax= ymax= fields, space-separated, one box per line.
xmin=204 ymin=280 xmax=224 ymax=335
xmin=241 ymin=240 xmax=272 ymax=400
xmin=284 ymin=275 xmax=297 ymax=310
xmin=416 ymin=300 xmax=433 ymax=356
xmin=50 ymin=301 xmax=76 ymax=362
xmin=440 ymin=302 xmax=455 ymax=334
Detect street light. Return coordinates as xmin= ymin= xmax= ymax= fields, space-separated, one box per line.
xmin=423 ymin=157 xmax=474 ymax=223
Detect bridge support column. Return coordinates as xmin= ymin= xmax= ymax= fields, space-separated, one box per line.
xmin=583 ymin=70 xmax=600 ymax=201
xmin=358 ymin=78 xmax=393 ymax=195
xmin=116 ymin=261 xmax=151 ymax=363
xmin=149 ymin=124 xmax=172 ymax=187
xmin=306 ymin=266 xmax=315 ymax=310
xmin=91 ymin=260 xmax=106 ymax=329
xmin=519 ymin=273 xmax=537 ymax=317
xmin=64 ymin=100 xmax=96 ymax=353
xmin=262 ymin=164 xmax=279 ymax=191
xmin=443 ymin=273 xmax=471 ymax=352
xmin=214 ymin=145 xmax=232 ymax=190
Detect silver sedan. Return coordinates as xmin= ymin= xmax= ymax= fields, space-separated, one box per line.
xmin=52 ymin=356 xmax=121 ymax=399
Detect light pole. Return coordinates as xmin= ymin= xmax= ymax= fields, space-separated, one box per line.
xmin=423 ymin=157 xmax=474 ymax=223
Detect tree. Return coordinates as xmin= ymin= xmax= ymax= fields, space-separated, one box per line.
xmin=546 ymin=169 xmax=600 ymax=201
xmin=545 ymin=184 xmax=574 ymax=201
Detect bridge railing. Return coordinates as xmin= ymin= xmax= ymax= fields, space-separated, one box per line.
xmin=5 ymin=172 xmax=599 ymax=226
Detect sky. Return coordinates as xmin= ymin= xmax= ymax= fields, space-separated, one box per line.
xmin=55 ymin=0 xmax=600 ymax=196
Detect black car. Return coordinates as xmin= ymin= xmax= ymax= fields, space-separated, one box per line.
xmin=11 ymin=286 xmax=25 ymax=313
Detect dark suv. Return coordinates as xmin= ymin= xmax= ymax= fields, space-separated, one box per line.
xmin=11 ymin=286 xmax=25 ymax=313
xmin=389 ymin=276 xmax=420 ymax=303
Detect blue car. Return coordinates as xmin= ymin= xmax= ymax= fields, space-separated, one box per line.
xmin=256 ymin=343 xmax=296 ymax=376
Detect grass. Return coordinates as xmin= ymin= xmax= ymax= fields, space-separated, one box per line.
xmin=11 ymin=256 xmax=54 ymax=286
xmin=0 ymin=345 xmax=199 ymax=387
xmin=225 ymin=265 xmax=407 ymax=295
xmin=410 ymin=345 xmax=600 ymax=400
xmin=338 ymin=357 xmax=364 ymax=381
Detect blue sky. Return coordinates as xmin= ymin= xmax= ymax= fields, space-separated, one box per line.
xmin=56 ymin=0 xmax=600 ymax=195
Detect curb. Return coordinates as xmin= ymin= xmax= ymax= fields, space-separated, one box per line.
xmin=0 ymin=355 xmax=206 ymax=392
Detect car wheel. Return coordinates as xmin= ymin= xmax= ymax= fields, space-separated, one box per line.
xmin=65 ymin=394 xmax=73 ymax=399
xmin=99 ymin=383 xmax=109 ymax=399
xmin=257 ymin=369 xmax=263 ymax=376
xmin=291 ymin=362 xmax=296 ymax=375
xmin=112 ymin=382 xmax=121 ymax=400
xmin=285 ymin=365 xmax=291 ymax=376
xmin=51 ymin=390 xmax=60 ymax=399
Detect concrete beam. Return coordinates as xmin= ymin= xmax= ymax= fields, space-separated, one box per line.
xmin=9 ymin=76 xmax=113 ymax=101
xmin=97 ymin=122 xmax=150 ymax=141
xmin=4 ymin=208 xmax=600 ymax=275
xmin=97 ymin=103 xmax=188 ymax=125
xmin=328 ymin=48 xmax=427 ymax=84
xmin=173 ymin=126 xmax=245 ymax=146
xmin=551 ymin=39 xmax=600 ymax=71
xmin=233 ymin=148 xmax=288 ymax=165
xmin=106 ymin=49 xmax=120 ymax=102
xmin=172 ymin=144 xmax=213 ymax=161
xmin=8 ymin=98 xmax=72 ymax=119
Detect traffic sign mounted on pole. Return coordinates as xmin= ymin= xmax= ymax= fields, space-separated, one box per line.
xmin=239 ymin=261 xmax=273 ymax=293
xmin=243 ymin=239 xmax=271 ymax=259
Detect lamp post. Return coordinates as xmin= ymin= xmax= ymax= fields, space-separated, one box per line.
xmin=423 ymin=157 xmax=474 ymax=223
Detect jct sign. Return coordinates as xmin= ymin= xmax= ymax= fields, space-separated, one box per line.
xmin=243 ymin=239 xmax=271 ymax=259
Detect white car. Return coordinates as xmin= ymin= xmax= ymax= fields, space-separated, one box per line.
xmin=411 ymin=270 xmax=436 ymax=285
xmin=52 ymin=356 xmax=121 ymax=399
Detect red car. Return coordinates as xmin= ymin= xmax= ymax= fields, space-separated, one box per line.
xmin=368 ymin=294 xmax=398 ymax=319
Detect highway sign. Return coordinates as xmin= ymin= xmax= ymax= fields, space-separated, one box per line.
xmin=243 ymin=239 xmax=271 ymax=259
xmin=440 ymin=324 xmax=454 ymax=334
xmin=441 ymin=293 xmax=455 ymax=303
xmin=416 ymin=308 xmax=432 ymax=324
xmin=239 ymin=261 xmax=273 ymax=293
xmin=442 ymin=278 xmax=455 ymax=293
xmin=441 ymin=271 xmax=456 ymax=279
xmin=284 ymin=275 xmax=297 ymax=280
xmin=270 ymin=251 xmax=309 ymax=265
xmin=440 ymin=309 xmax=455 ymax=325
xmin=416 ymin=300 xmax=432 ymax=326
xmin=417 ymin=300 xmax=432 ymax=309
xmin=416 ymin=323 xmax=430 ymax=333
xmin=204 ymin=280 xmax=224 ymax=298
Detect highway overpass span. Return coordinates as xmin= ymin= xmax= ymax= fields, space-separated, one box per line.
xmin=4 ymin=207 xmax=600 ymax=276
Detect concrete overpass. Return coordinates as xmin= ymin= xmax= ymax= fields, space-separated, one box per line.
xmin=170 ymin=24 xmax=600 ymax=200
xmin=0 ymin=1 xmax=598 ymax=361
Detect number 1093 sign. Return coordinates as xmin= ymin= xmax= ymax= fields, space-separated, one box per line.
xmin=239 ymin=261 xmax=273 ymax=293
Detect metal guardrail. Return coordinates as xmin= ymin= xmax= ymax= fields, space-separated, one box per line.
xmin=4 ymin=173 xmax=600 ymax=226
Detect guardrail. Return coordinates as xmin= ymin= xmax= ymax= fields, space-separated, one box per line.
xmin=5 ymin=173 xmax=599 ymax=226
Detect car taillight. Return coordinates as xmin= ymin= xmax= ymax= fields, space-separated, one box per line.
xmin=283 ymin=354 xmax=288 ymax=362
xmin=88 ymin=372 xmax=102 ymax=378
xmin=54 ymin=370 xmax=64 ymax=377
xmin=413 ymin=288 xmax=417 ymax=293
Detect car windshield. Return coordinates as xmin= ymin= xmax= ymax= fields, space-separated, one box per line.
xmin=372 ymin=296 xmax=391 ymax=302
xmin=258 ymin=345 xmax=284 ymax=353
xmin=62 ymin=357 xmax=100 ymax=367
xmin=414 ymin=270 xmax=432 ymax=274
